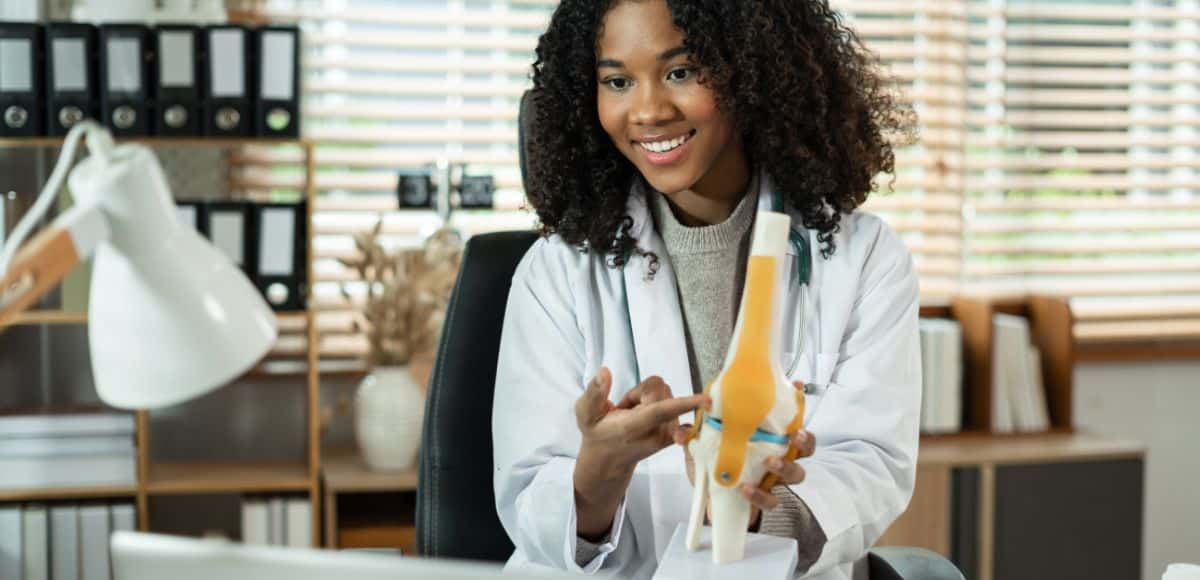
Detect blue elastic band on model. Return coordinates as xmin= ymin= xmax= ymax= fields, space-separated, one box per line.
xmin=704 ymin=416 xmax=790 ymax=446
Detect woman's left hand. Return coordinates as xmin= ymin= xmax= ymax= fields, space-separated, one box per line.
xmin=672 ymin=379 xmax=818 ymax=528
xmin=739 ymin=429 xmax=818 ymax=523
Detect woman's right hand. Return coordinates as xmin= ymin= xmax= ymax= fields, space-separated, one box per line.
xmin=572 ymin=367 xmax=709 ymax=540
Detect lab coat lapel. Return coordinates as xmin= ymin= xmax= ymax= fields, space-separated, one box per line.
xmin=622 ymin=181 xmax=696 ymax=399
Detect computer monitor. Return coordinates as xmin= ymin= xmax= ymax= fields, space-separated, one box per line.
xmin=111 ymin=531 xmax=566 ymax=580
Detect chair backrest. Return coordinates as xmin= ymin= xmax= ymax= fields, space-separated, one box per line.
xmin=416 ymin=230 xmax=538 ymax=561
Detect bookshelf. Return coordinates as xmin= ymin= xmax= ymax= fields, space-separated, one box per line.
xmin=914 ymin=295 xmax=1075 ymax=439
xmin=321 ymin=452 xmax=419 ymax=554
xmin=0 ymin=137 xmax=323 ymax=545
xmin=949 ymin=294 xmax=1075 ymax=434
xmin=884 ymin=296 xmax=1146 ymax=580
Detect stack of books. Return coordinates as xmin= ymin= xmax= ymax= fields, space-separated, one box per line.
xmin=918 ymin=318 xmax=963 ymax=434
xmin=0 ymin=502 xmax=135 ymax=580
xmin=0 ymin=409 xmax=137 ymax=490
xmin=991 ymin=314 xmax=1051 ymax=433
xmin=240 ymin=495 xmax=313 ymax=547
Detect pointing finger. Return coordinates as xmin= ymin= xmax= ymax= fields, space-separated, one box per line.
xmin=616 ymin=376 xmax=669 ymax=409
xmin=620 ymin=394 xmax=708 ymax=437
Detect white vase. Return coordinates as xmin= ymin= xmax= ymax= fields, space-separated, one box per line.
xmin=355 ymin=366 xmax=425 ymax=471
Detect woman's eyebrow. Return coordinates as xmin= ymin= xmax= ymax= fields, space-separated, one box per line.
xmin=658 ymin=46 xmax=689 ymax=61
xmin=596 ymin=46 xmax=691 ymax=70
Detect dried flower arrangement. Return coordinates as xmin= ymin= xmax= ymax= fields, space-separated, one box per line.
xmin=339 ymin=222 xmax=464 ymax=369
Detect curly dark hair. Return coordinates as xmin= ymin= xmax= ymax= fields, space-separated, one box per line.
xmin=523 ymin=0 xmax=915 ymax=266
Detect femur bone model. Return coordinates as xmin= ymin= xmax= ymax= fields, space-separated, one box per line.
xmin=685 ymin=211 xmax=805 ymax=564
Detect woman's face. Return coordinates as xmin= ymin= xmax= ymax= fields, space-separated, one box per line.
xmin=595 ymin=0 xmax=745 ymax=198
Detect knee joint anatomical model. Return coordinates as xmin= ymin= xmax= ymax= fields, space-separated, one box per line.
xmin=685 ymin=211 xmax=804 ymax=564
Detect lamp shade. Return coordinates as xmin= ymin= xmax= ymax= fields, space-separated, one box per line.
xmin=67 ymin=143 xmax=278 ymax=410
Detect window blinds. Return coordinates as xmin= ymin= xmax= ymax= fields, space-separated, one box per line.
xmin=233 ymin=0 xmax=1200 ymax=359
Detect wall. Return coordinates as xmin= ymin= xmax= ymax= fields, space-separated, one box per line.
xmin=1074 ymin=360 xmax=1200 ymax=580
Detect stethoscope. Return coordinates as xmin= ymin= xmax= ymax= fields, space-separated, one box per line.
xmin=622 ymin=189 xmax=815 ymax=395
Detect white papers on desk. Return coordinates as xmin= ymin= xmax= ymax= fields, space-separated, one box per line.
xmin=992 ymin=314 xmax=1051 ymax=433
xmin=919 ymin=318 xmax=963 ymax=434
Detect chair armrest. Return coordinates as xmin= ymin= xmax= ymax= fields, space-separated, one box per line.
xmin=867 ymin=547 xmax=965 ymax=580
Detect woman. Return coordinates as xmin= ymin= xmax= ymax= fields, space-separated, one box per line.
xmin=493 ymin=0 xmax=920 ymax=578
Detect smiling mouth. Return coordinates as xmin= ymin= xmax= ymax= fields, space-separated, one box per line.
xmin=634 ymin=130 xmax=696 ymax=154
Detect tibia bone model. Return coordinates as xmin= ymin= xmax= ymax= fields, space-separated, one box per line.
xmin=685 ymin=211 xmax=805 ymax=564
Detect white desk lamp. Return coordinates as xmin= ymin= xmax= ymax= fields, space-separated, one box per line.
xmin=0 ymin=121 xmax=277 ymax=409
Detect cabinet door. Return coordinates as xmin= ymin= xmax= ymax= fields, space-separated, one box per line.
xmin=992 ymin=459 xmax=1143 ymax=580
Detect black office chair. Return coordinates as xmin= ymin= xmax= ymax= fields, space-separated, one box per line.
xmin=415 ymin=91 xmax=963 ymax=580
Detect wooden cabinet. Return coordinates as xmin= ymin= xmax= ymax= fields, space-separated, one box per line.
xmin=877 ymin=433 xmax=1145 ymax=580
xmin=321 ymin=452 xmax=418 ymax=554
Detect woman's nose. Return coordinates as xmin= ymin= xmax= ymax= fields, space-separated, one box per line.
xmin=631 ymin=85 xmax=678 ymax=126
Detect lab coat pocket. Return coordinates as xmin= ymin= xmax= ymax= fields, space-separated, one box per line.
xmin=801 ymin=352 xmax=840 ymax=426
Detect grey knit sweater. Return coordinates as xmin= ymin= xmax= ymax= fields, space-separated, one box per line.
xmin=574 ymin=182 xmax=826 ymax=573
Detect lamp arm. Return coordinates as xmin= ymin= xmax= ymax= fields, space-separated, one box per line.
xmin=0 ymin=120 xmax=114 ymax=328
xmin=0 ymin=203 xmax=111 ymax=327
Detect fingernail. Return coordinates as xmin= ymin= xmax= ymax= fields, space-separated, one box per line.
xmin=768 ymin=457 xmax=781 ymax=469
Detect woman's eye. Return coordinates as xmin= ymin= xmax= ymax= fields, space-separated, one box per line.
xmin=603 ymin=77 xmax=630 ymax=91
xmin=667 ymin=68 xmax=693 ymax=82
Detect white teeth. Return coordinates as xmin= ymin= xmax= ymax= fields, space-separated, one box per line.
xmin=638 ymin=132 xmax=691 ymax=154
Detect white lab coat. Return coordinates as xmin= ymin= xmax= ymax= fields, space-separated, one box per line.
xmin=492 ymin=174 xmax=922 ymax=580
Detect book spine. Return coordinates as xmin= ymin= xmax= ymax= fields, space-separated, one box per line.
xmin=110 ymin=503 xmax=135 ymax=533
xmin=50 ymin=504 xmax=80 ymax=580
xmin=268 ymin=497 xmax=285 ymax=546
xmin=0 ymin=415 xmax=136 ymax=439
xmin=0 ymin=455 xmax=137 ymax=490
xmin=0 ymin=505 xmax=20 ymax=580
xmin=0 ymin=436 xmax=135 ymax=458
xmin=284 ymin=498 xmax=311 ymax=547
xmin=22 ymin=505 xmax=49 ymax=580
xmin=241 ymin=497 xmax=268 ymax=545
xmin=79 ymin=505 xmax=111 ymax=580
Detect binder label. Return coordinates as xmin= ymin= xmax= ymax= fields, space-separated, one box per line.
xmin=106 ymin=37 xmax=142 ymax=93
xmin=52 ymin=38 xmax=87 ymax=92
xmin=259 ymin=207 xmax=295 ymax=276
xmin=0 ymin=39 xmax=32 ymax=91
xmin=159 ymin=31 xmax=194 ymax=87
xmin=260 ymin=31 xmax=294 ymax=101
xmin=210 ymin=30 xmax=245 ymax=97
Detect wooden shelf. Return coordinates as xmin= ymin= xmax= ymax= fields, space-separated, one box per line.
xmin=1075 ymin=338 xmax=1200 ymax=363
xmin=917 ymin=431 xmax=1144 ymax=467
xmin=1 ymin=309 xmax=313 ymax=330
xmin=0 ymin=137 xmax=308 ymax=149
xmin=1 ymin=310 xmax=88 ymax=327
xmin=943 ymin=295 xmax=1075 ymax=433
xmin=0 ymin=483 xmax=138 ymax=503
xmin=322 ymin=452 xmax=417 ymax=494
xmin=146 ymin=461 xmax=312 ymax=495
